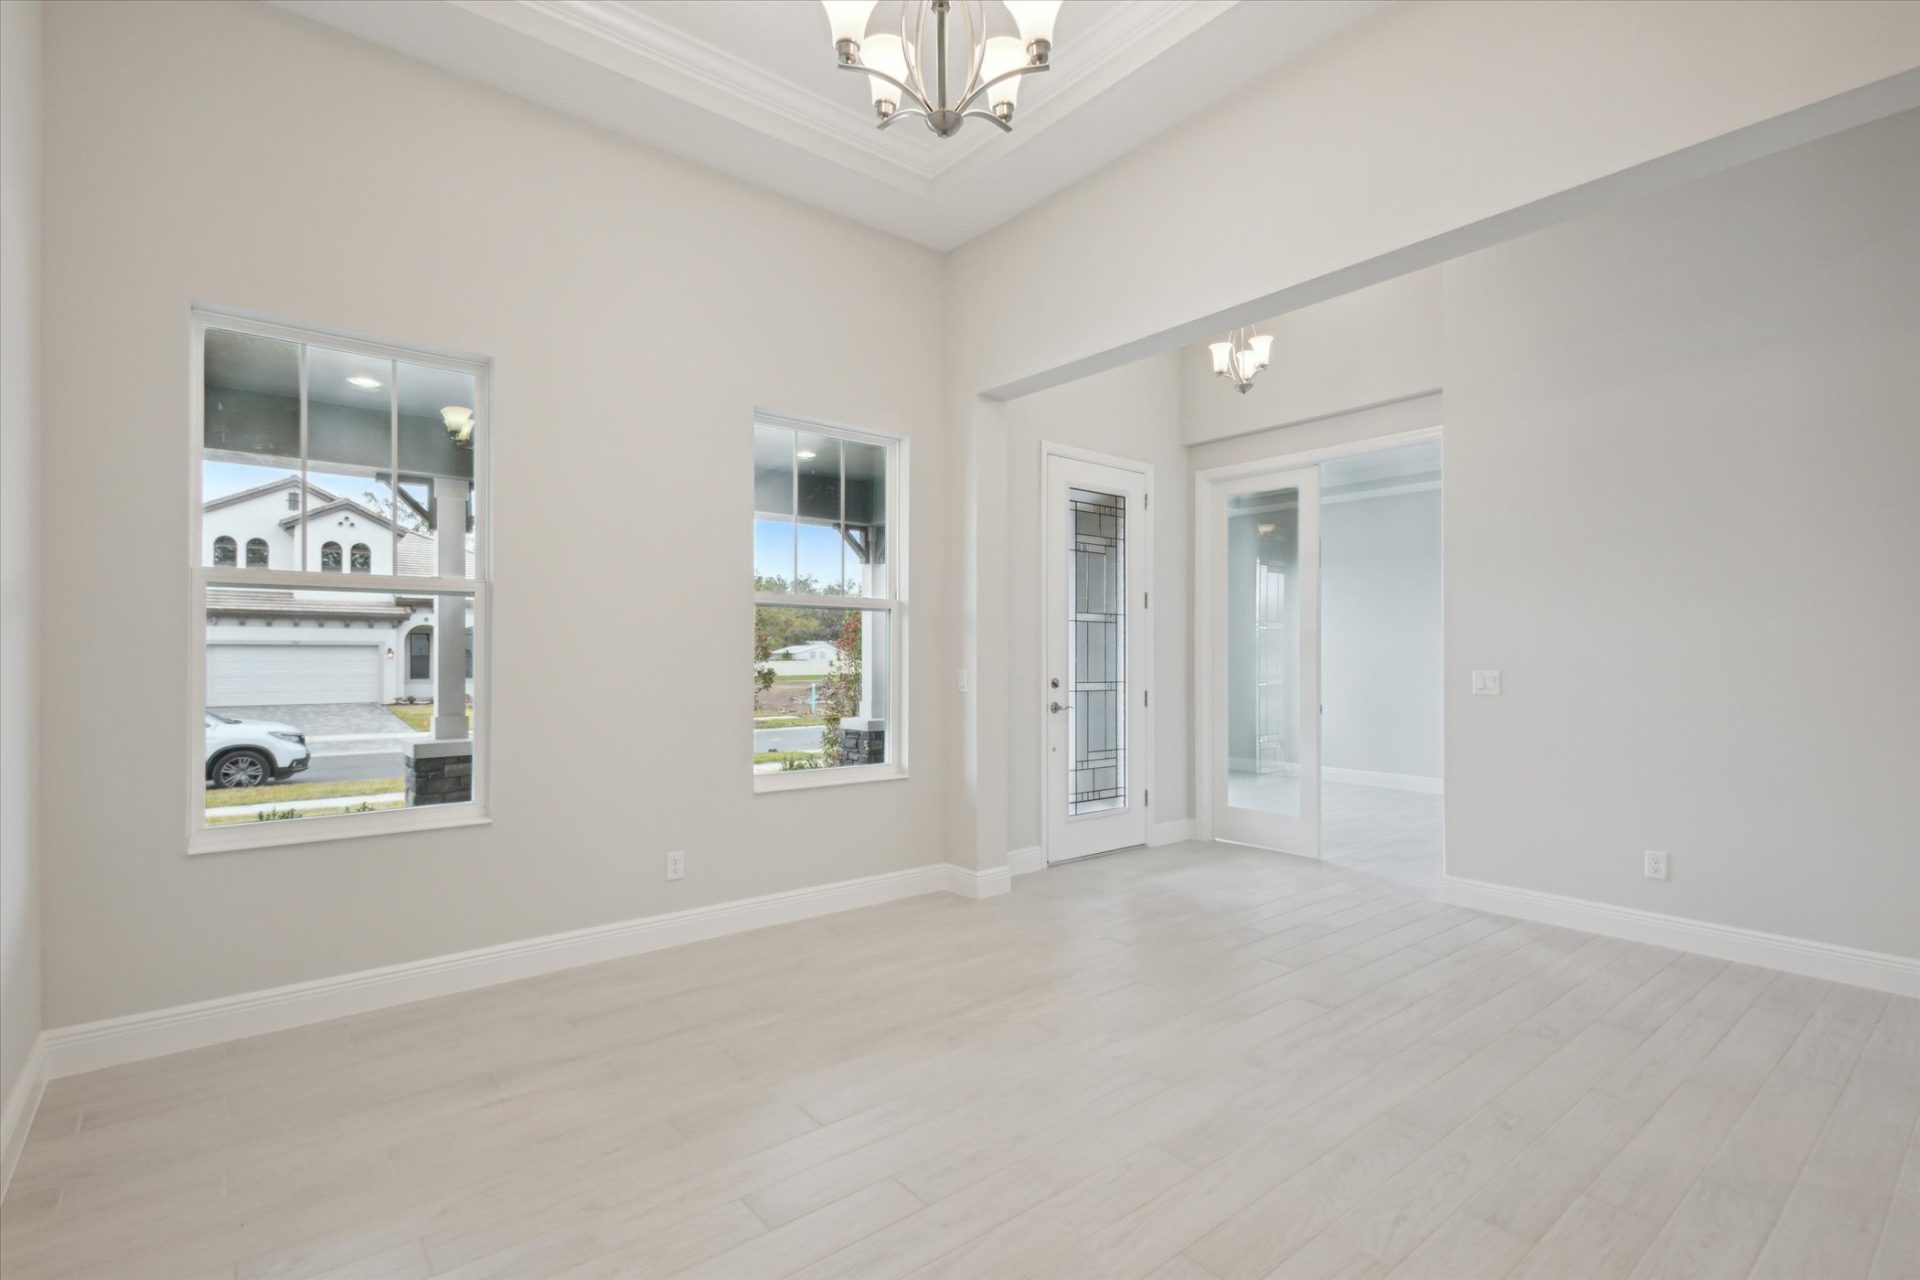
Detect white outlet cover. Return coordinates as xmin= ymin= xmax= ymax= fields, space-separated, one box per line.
xmin=1644 ymin=850 xmax=1668 ymax=881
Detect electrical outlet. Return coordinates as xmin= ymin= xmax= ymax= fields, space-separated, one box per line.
xmin=957 ymin=668 xmax=970 ymax=694
xmin=1644 ymin=849 xmax=1668 ymax=881
xmin=666 ymin=850 xmax=686 ymax=881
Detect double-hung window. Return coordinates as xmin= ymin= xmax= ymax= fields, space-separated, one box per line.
xmin=192 ymin=311 xmax=490 ymax=851
xmin=752 ymin=416 xmax=905 ymax=789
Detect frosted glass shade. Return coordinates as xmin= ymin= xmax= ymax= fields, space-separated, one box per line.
xmin=1208 ymin=342 xmax=1232 ymax=375
xmin=1003 ymin=0 xmax=1062 ymax=47
xmin=1234 ymin=348 xmax=1260 ymax=381
xmin=862 ymin=34 xmax=908 ymax=106
xmin=820 ymin=0 xmax=877 ymax=45
xmin=1249 ymin=333 xmax=1274 ymax=369
xmin=981 ymin=36 xmax=1027 ymax=109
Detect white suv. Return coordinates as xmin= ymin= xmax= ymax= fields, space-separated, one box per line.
xmin=205 ymin=712 xmax=312 ymax=788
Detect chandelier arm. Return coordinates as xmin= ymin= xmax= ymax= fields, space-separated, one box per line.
xmin=878 ymin=107 xmax=932 ymax=131
xmin=954 ymin=60 xmax=1048 ymax=115
xmin=835 ymin=60 xmax=934 ymax=114
xmin=958 ymin=0 xmax=986 ymax=105
xmin=904 ymin=0 xmax=924 ymax=102
xmin=959 ymin=108 xmax=1013 ymax=133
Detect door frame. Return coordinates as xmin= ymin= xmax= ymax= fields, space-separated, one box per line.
xmin=1038 ymin=441 xmax=1155 ymax=867
xmin=1191 ymin=425 xmax=1443 ymax=847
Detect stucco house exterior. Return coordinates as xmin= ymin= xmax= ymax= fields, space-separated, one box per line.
xmin=202 ymin=474 xmax=473 ymax=707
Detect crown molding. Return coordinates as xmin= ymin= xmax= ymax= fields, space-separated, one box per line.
xmin=500 ymin=0 xmax=938 ymax=191
xmin=932 ymin=0 xmax=1231 ymax=189
xmin=486 ymin=1 xmax=1233 ymax=191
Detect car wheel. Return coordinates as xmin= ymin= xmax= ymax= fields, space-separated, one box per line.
xmin=211 ymin=749 xmax=272 ymax=789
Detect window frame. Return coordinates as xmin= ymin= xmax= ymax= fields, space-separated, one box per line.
xmin=188 ymin=308 xmax=492 ymax=854
xmin=751 ymin=412 xmax=909 ymax=793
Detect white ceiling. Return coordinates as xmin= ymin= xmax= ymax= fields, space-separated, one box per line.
xmin=271 ymin=0 xmax=1390 ymax=250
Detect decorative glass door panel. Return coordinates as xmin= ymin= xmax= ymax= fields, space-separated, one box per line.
xmin=1069 ymin=487 xmax=1127 ymax=816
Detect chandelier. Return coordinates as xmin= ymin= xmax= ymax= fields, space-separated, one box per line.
xmin=1208 ymin=328 xmax=1274 ymax=394
xmin=820 ymin=1 xmax=1061 ymax=138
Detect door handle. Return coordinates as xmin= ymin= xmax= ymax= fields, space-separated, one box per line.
xmin=1049 ymin=701 xmax=1064 ymax=714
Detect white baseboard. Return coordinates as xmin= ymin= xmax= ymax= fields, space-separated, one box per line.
xmin=945 ymin=863 xmax=1013 ymax=899
xmin=42 ymin=862 xmax=988 ymax=1080
xmin=1149 ymin=819 xmax=1198 ymax=847
xmin=1323 ymin=767 xmax=1443 ymax=794
xmin=1 ymin=1033 xmax=47 ymax=1204
xmin=1007 ymin=846 xmax=1045 ymax=876
xmin=1441 ymin=874 xmax=1920 ymax=998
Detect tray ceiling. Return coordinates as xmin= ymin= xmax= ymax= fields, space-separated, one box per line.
xmin=272 ymin=0 xmax=1391 ymax=250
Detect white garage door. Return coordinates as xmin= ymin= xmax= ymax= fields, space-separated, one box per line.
xmin=207 ymin=644 xmax=382 ymax=705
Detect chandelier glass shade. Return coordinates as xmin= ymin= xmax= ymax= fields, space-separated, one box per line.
xmin=821 ymin=0 xmax=1061 ymax=138
xmin=1209 ymin=328 xmax=1274 ymax=394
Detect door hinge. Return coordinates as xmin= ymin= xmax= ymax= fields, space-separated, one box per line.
xmin=1144 ymin=492 xmax=1150 ymax=511
xmin=1143 ymin=689 xmax=1150 ymax=708
xmin=1144 ymin=590 xmax=1150 ymax=609
xmin=1145 ymin=788 xmax=1151 ymax=806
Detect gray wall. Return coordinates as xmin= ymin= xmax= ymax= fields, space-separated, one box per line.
xmin=1323 ymin=487 xmax=1443 ymax=782
xmin=37 ymin=0 xmax=951 ymax=1026
xmin=1 ymin=0 xmax=44 ymax=1124
xmin=1444 ymin=111 xmax=1918 ymax=957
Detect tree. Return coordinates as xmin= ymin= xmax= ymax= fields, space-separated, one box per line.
xmin=816 ymin=613 xmax=863 ymax=764
xmin=753 ymin=608 xmax=775 ymax=698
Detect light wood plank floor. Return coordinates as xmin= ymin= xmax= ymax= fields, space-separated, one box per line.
xmin=4 ymin=825 xmax=1915 ymax=1279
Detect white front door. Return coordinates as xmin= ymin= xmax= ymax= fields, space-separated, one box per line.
xmin=1044 ymin=453 xmax=1152 ymax=864
xmin=1203 ymin=466 xmax=1321 ymax=854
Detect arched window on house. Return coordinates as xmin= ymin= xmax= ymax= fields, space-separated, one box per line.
xmin=245 ymin=538 xmax=269 ymax=568
xmin=350 ymin=543 xmax=371 ymax=573
xmin=321 ymin=541 xmax=342 ymax=572
xmin=212 ymin=536 xmax=237 ymax=567
xmin=407 ymin=628 xmax=432 ymax=681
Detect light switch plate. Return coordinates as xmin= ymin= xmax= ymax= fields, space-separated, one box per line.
xmin=1472 ymin=670 xmax=1502 ymax=695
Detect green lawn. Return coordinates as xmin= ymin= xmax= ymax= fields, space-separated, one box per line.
xmin=207 ymin=796 xmax=405 ymax=826
xmin=386 ymin=703 xmax=472 ymax=733
xmin=752 ymin=750 xmax=819 ymax=766
xmin=205 ymin=777 xmax=401 ymax=809
xmin=754 ymin=715 xmax=827 ymax=729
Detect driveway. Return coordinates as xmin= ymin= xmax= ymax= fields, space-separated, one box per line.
xmin=755 ymin=725 xmax=825 ymax=753
xmin=211 ymin=702 xmax=411 ymax=735
xmin=210 ymin=702 xmax=425 ymax=758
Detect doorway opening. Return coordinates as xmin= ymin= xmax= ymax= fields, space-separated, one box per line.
xmin=1196 ymin=432 xmax=1443 ymax=887
xmin=1317 ymin=441 xmax=1444 ymax=890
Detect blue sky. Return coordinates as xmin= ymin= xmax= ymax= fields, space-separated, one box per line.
xmin=204 ymin=460 xmax=395 ymax=512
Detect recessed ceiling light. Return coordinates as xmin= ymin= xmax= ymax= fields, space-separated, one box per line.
xmin=796 ymin=449 xmax=818 ymax=460
xmin=346 ymin=375 xmax=382 ymax=390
